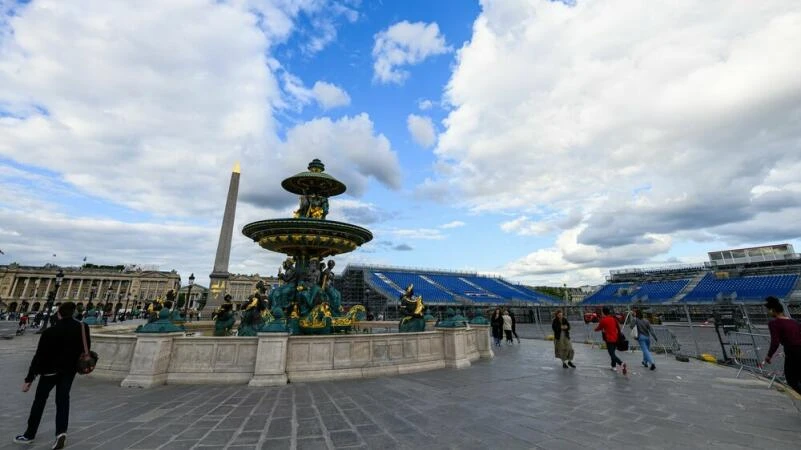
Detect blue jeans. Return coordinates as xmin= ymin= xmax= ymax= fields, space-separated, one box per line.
xmin=638 ymin=336 xmax=654 ymax=365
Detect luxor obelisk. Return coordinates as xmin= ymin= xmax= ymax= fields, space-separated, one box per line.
xmin=208 ymin=162 xmax=240 ymax=309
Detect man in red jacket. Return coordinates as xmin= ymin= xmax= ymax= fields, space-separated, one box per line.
xmin=595 ymin=307 xmax=626 ymax=374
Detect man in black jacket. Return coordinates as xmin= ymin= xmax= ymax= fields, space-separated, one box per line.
xmin=14 ymin=302 xmax=89 ymax=449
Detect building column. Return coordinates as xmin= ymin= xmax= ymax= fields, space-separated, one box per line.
xmin=76 ymin=279 xmax=84 ymax=301
xmin=20 ymin=278 xmax=30 ymax=300
xmin=45 ymin=278 xmax=53 ymax=299
xmin=8 ymin=277 xmax=19 ymax=299
xmin=65 ymin=279 xmax=74 ymax=300
xmin=115 ymin=280 xmax=122 ymax=302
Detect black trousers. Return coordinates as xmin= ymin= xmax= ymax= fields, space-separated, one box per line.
xmin=24 ymin=372 xmax=76 ymax=438
xmin=606 ymin=343 xmax=623 ymax=367
xmin=504 ymin=330 xmax=513 ymax=342
xmin=785 ymin=347 xmax=801 ymax=395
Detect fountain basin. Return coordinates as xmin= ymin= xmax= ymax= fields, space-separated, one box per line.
xmin=88 ymin=325 xmax=494 ymax=387
xmin=242 ymin=218 xmax=373 ymax=258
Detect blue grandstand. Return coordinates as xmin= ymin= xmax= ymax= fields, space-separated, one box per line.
xmin=681 ymin=273 xmax=799 ymax=303
xmin=347 ymin=265 xmax=557 ymax=306
xmin=582 ymin=279 xmax=690 ymax=305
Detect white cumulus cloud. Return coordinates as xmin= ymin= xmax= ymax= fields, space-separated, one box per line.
xmin=372 ymin=21 xmax=451 ymax=84
xmin=440 ymin=221 xmax=465 ymax=229
xmin=406 ymin=114 xmax=437 ymax=148
xmin=312 ymin=81 xmax=351 ymax=110
xmin=428 ymin=0 xmax=801 ymax=279
xmin=0 ymin=0 xmax=401 ymax=281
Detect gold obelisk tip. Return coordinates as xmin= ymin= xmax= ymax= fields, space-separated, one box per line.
xmin=232 ymin=161 xmax=241 ymax=174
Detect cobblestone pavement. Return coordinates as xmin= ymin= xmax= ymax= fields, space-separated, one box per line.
xmin=1 ymin=332 xmax=799 ymax=450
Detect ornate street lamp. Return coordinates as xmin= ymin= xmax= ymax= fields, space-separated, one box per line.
xmin=112 ymin=292 xmax=122 ymax=322
xmin=38 ymin=269 xmax=63 ymax=333
xmin=183 ymin=273 xmax=195 ymax=321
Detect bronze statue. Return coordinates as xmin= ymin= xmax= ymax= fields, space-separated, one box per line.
xmin=399 ymin=284 xmax=426 ymax=332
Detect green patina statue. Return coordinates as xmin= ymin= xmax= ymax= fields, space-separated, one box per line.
xmin=241 ymin=159 xmax=373 ymax=335
xmin=213 ymin=296 xmax=236 ymax=336
xmin=260 ymin=306 xmax=289 ymax=333
xmin=436 ymin=307 xmax=469 ymax=328
xmin=82 ymin=303 xmax=103 ymax=326
xmin=398 ymin=285 xmax=427 ymax=332
xmin=136 ymin=304 xmax=185 ymax=333
xmin=469 ymin=307 xmax=490 ymax=325
xmin=238 ymin=283 xmax=268 ymax=336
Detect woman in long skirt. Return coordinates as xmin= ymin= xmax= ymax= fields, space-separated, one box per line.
xmin=490 ymin=308 xmax=503 ymax=347
xmin=552 ymin=310 xmax=575 ymax=368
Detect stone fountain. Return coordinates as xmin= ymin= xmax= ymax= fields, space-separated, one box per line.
xmin=242 ymin=159 xmax=372 ymax=335
xmin=88 ymin=160 xmax=493 ymax=388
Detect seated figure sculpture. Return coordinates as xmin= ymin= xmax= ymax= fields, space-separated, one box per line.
xmin=238 ymin=283 xmax=268 ymax=336
xmin=269 ymin=258 xmax=297 ymax=311
xmin=398 ymin=284 xmax=426 ymax=332
xmin=213 ymin=295 xmax=236 ymax=336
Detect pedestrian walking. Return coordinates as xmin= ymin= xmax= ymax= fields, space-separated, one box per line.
xmin=510 ymin=311 xmax=521 ymax=343
xmin=502 ymin=309 xmax=513 ymax=344
xmin=595 ymin=307 xmax=626 ymax=374
xmin=490 ymin=308 xmax=503 ymax=347
xmin=14 ymin=302 xmax=91 ymax=449
xmin=763 ymin=296 xmax=801 ymax=394
xmin=552 ymin=310 xmax=575 ymax=368
xmin=631 ymin=309 xmax=658 ymax=371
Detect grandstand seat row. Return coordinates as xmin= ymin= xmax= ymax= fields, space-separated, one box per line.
xmin=365 ymin=270 xmax=558 ymax=305
xmin=582 ymin=273 xmax=799 ymax=305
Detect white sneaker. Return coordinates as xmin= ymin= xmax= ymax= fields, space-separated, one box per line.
xmin=13 ymin=435 xmax=34 ymax=445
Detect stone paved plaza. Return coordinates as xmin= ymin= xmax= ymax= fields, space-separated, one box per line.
xmin=1 ymin=331 xmax=799 ymax=450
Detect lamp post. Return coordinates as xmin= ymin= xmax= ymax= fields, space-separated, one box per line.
xmin=183 ymin=273 xmax=195 ymax=321
xmin=38 ymin=269 xmax=64 ymax=333
xmin=122 ymin=293 xmax=131 ymax=322
xmin=112 ymin=292 xmax=122 ymax=322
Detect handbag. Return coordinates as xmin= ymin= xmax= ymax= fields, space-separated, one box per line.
xmin=615 ymin=323 xmax=629 ymax=351
xmin=630 ymin=322 xmax=639 ymax=339
xmin=76 ymin=320 xmax=99 ymax=375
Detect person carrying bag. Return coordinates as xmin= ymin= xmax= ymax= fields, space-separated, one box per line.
xmin=14 ymin=302 xmax=93 ymax=449
xmin=595 ymin=307 xmax=627 ymax=374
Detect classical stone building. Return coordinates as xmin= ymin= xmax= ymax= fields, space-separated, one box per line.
xmin=177 ymin=284 xmax=209 ymax=310
xmin=223 ymin=274 xmax=280 ymax=307
xmin=0 ymin=263 xmax=180 ymax=313
xmin=178 ymin=275 xmax=280 ymax=311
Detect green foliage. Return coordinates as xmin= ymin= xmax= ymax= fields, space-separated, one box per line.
xmin=534 ymin=286 xmax=568 ymax=301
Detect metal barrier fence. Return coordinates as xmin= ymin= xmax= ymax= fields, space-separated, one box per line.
xmin=728 ymin=331 xmax=785 ymax=387
xmin=367 ymin=301 xmax=795 ymax=387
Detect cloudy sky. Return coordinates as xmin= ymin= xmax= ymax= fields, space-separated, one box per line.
xmin=1 ymin=0 xmax=800 ymax=288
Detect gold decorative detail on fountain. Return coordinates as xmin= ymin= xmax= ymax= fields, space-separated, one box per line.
xmin=299 ymin=303 xmax=333 ymax=329
xmin=331 ymin=305 xmax=366 ymax=328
